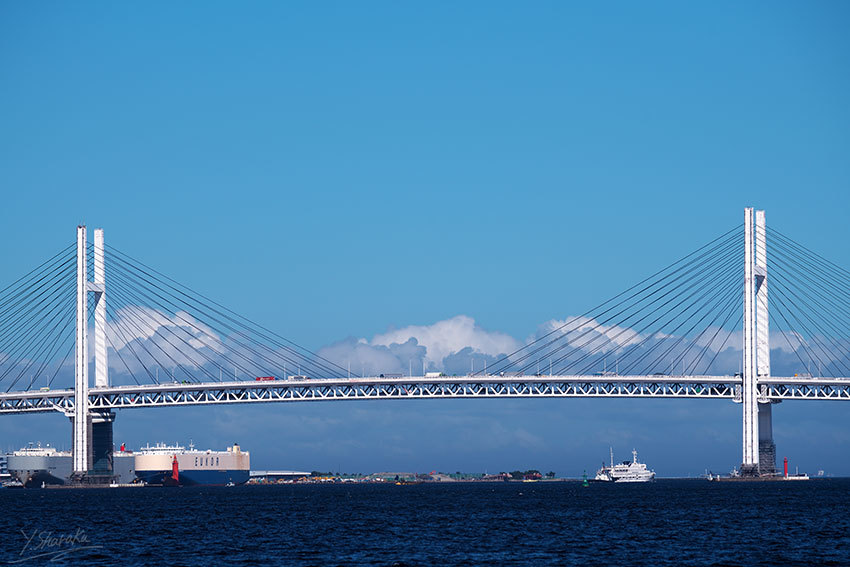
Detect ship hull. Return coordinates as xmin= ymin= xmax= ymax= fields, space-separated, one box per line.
xmin=6 ymin=452 xmax=136 ymax=487
xmin=134 ymin=444 xmax=250 ymax=486
xmin=136 ymin=469 xmax=250 ymax=486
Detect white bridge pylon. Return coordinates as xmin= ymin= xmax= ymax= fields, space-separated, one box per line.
xmin=72 ymin=225 xmax=109 ymax=477
xmin=742 ymin=208 xmax=775 ymax=475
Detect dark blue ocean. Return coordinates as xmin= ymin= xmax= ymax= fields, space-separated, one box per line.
xmin=1 ymin=480 xmax=848 ymax=566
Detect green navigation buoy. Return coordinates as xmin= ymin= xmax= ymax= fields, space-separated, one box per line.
xmin=582 ymin=470 xmax=589 ymax=487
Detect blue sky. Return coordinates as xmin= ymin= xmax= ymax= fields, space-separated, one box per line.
xmin=1 ymin=1 xmax=849 ymax=476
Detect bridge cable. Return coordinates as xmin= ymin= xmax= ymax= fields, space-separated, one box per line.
xmin=104 ymin=244 xmax=351 ymax=378
xmin=100 ymin=318 xmax=143 ymax=386
xmin=620 ymin=265 xmax=743 ymax=376
xmin=768 ymin=231 xmax=850 ymax=319
xmin=614 ymin=258 xmax=743 ymax=375
xmin=492 ymin=229 xmax=742 ymax=375
xmin=768 ymin=281 xmax=836 ymax=377
xmin=701 ymin=311 xmax=744 ymax=374
xmin=102 ymin=284 xmax=215 ymax=384
xmin=768 ymin=233 xmax=850 ymax=332
xmin=541 ymin=237 xmax=742 ymax=375
xmin=656 ymin=275 xmax=744 ymax=376
xmin=42 ymin=295 xmax=97 ymax=390
xmin=5 ymin=297 xmax=77 ymax=391
xmin=104 ymin=250 xmax=346 ymax=379
xmin=104 ymin=256 xmax=329 ymax=380
xmin=767 ymin=286 xmax=829 ymax=377
xmin=769 ymin=227 xmax=850 ymax=282
xmin=558 ymin=258 xmax=740 ymax=377
xmin=524 ymin=236 xmax=740 ymax=375
xmin=478 ymin=225 xmax=742 ymax=375
xmin=517 ymin=231 xmax=743 ymax=374
xmin=767 ymin=232 xmax=850 ymax=374
xmin=769 ymin=275 xmax=850 ymax=376
xmin=575 ymin=251 xmax=742 ymax=375
xmin=0 ymin=258 xmax=75 ymax=341
xmin=103 ymin=254 xmax=320 ymax=380
xmin=768 ymin=261 xmax=850 ymax=374
xmin=684 ymin=284 xmax=745 ymax=375
xmin=102 ymin=299 xmax=163 ymax=385
xmin=0 ymin=268 xmax=77 ymax=389
xmin=0 ymin=243 xmax=75 ymax=309
xmin=587 ymin=254 xmax=742 ymax=376
xmin=97 ymin=245 xmax=270 ymax=382
xmin=104 ymin=273 xmax=258 ymax=382
xmin=493 ymin=231 xmax=743 ymax=375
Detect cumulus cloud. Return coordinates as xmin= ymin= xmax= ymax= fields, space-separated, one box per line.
xmin=104 ymin=306 xmax=227 ymax=378
xmin=371 ymin=315 xmax=520 ymax=369
xmin=315 ymin=337 xmax=424 ymax=377
xmin=316 ymin=313 xmax=743 ymax=377
xmin=532 ymin=316 xmax=645 ymax=353
xmin=95 ymin=302 xmax=849 ymax=383
xmin=107 ymin=306 xmax=221 ymax=351
xmin=318 ymin=315 xmax=518 ymax=376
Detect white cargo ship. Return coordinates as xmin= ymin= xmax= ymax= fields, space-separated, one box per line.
xmin=594 ymin=448 xmax=656 ymax=482
xmin=134 ymin=442 xmax=250 ymax=486
xmin=5 ymin=442 xmax=135 ymax=487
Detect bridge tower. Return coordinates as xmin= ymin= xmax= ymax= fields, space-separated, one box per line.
xmin=71 ymin=225 xmax=114 ymax=482
xmin=742 ymin=208 xmax=776 ymax=476
xmin=72 ymin=226 xmax=90 ymax=477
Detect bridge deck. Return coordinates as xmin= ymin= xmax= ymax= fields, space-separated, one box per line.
xmin=0 ymin=375 xmax=847 ymax=414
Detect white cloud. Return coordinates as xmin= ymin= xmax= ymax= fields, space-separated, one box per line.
xmin=96 ymin=302 xmax=850 ymax=382
xmin=532 ymin=316 xmax=645 ymax=353
xmin=107 ymin=306 xmax=221 ymax=352
xmin=371 ymin=315 xmax=520 ymax=369
xmin=316 ymin=315 xmax=519 ymax=376
xmin=105 ymin=306 xmax=224 ymax=375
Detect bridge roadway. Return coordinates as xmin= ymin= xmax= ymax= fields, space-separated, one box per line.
xmin=0 ymin=374 xmax=848 ymax=414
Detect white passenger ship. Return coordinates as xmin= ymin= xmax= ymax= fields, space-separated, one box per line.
xmin=594 ymin=448 xmax=656 ymax=482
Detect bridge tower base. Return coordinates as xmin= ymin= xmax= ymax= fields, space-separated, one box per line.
xmin=68 ymin=413 xmax=92 ymax=483
xmin=91 ymin=411 xmax=116 ymax=477
xmin=68 ymin=411 xmax=116 ymax=485
xmin=758 ymin=401 xmax=777 ymax=475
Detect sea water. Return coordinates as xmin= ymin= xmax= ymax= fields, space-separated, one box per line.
xmin=0 ymin=479 xmax=847 ymax=565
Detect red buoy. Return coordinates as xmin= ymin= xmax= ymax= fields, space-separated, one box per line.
xmin=172 ymin=454 xmax=179 ymax=483
xmin=784 ymin=456 xmax=788 ymax=478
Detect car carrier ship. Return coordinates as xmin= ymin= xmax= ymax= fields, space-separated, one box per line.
xmin=134 ymin=442 xmax=250 ymax=486
xmin=5 ymin=442 xmax=136 ymax=487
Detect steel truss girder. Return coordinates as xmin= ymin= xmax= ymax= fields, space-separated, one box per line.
xmin=0 ymin=375 xmax=848 ymax=414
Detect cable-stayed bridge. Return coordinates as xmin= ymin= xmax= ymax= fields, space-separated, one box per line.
xmin=0 ymin=208 xmax=848 ymax=480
